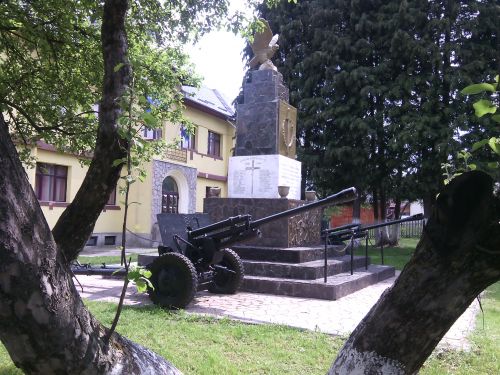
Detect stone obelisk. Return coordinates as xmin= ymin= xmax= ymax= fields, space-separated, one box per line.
xmin=204 ymin=20 xmax=324 ymax=248
xmin=227 ymin=20 xmax=302 ymax=200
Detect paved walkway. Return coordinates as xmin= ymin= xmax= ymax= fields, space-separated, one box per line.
xmin=76 ymin=271 xmax=479 ymax=351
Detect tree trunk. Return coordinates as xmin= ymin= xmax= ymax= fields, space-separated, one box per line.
xmin=1 ymin=0 xmax=182 ymax=373
xmin=329 ymin=171 xmax=500 ymax=374
xmin=352 ymin=191 xmax=361 ymax=224
xmin=374 ymin=189 xmax=390 ymax=246
xmin=51 ymin=0 xmax=130 ymax=262
xmin=0 ymin=115 xmax=181 ymax=374
xmin=373 ymin=189 xmax=379 ymax=221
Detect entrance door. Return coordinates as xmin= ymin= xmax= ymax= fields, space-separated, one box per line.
xmin=162 ymin=176 xmax=179 ymax=213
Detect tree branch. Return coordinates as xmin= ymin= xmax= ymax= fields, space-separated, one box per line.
xmin=51 ymin=0 xmax=131 ymax=262
xmin=1 ymin=99 xmax=88 ymax=136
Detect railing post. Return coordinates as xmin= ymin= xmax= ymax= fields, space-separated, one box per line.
xmin=365 ymin=233 xmax=368 ymax=270
xmin=350 ymin=233 xmax=354 ymax=275
xmin=324 ymin=235 xmax=328 ymax=283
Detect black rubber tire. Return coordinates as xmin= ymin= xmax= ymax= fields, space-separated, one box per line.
xmin=208 ymin=248 xmax=244 ymax=294
xmin=147 ymin=253 xmax=198 ymax=309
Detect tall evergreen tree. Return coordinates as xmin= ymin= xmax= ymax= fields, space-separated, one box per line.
xmin=251 ymin=0 xmax=498 ymax=216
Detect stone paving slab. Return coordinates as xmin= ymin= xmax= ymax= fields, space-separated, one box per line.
xmin=76 ymin=272 xmax=479 ymax=351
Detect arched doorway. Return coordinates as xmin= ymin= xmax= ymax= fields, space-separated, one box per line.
xmin=162 ymin=176 xmax=179 ymax=213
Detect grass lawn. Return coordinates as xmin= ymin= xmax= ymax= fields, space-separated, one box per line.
xmin=365 ymin=237 xmax=419 ymax=270
xmin=77 ymin=254 xmax=138 ymax=266
xmin=1 ymin=282 xmax=498 ymax=374
xmin=0 ymin=303 xmax=343 ymax=375
xmin=1 ymin=238 xmax=498 ymax=374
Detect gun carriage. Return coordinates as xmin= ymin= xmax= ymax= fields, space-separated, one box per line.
xmin=73 ymin=187 xmax=356 ymax=308
xmin=321 ymin=213 xmax=424 ymax=279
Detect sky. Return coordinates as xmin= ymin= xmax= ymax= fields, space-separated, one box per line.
xmin=185 ymin=0 xmax=254 ymax=104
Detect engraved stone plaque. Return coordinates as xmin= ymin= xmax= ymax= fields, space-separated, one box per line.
xmin=228 ymin=155 xmax=301 ymax=199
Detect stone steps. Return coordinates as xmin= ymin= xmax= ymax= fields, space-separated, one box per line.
xmin=241 ymin=265 xmax=395 ymax=300
xmin=233 ymin=244 xmax=394 ymax=300
xmin=232 ymin=244 xmax=346 ymax=263
xmin=243 ymin=255 xmax=368 ymax=280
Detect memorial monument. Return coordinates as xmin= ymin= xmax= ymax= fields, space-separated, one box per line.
xmin=205 ymin=19 xmax=318 ymax=247
xmin=202 ymin=20 xmax=395 ymax=300
xmin=228 ymin=20 xmax=301 ymax=200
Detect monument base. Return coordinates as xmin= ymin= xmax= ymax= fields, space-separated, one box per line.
xmin=203 ymin=197 xmax=321 ymax=247
xmin=228 ymin=155 xmax=301 ymax=200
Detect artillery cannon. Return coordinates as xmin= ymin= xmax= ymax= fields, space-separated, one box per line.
xmin=321 ymin=213 xmax=425 ymax=278
xmin=145 ymin=187 xmax=356 ymax=308
xmin=73 ymin=187 xmax=356 ymax=309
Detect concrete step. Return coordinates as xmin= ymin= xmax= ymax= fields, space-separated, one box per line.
xmin=233 ymin=244 xmax=346 ymax=263
xmin=241 ymin=264 xmax=395 ymax=300
xmin=243 ymin=255 xmax=369 ymax=280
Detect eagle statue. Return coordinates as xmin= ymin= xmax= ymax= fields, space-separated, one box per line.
xmin=249 ymin=19 xmax=279 ymax=71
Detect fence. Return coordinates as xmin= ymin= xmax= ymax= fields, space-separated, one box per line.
xmin=367 ymin=218 xmax=425 ymax=239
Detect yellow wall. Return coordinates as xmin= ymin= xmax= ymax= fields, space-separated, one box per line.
xmin=26 ymin=148 xmax=124 ymax=232
xmin=21 ymin=100 xmax=234 ymax=242
xmin=161 ymin=104 xmax=235 ymax=212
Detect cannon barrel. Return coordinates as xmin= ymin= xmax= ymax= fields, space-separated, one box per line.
xmin=323 ymin=222 xmax=360 ymax=235
xmin=189 ymin=214 xmax=251 ymax=238
xmin=356 ymin=213 xmax=424 ymax=232
xmin=250 ymin=187 xmax=357 ymax=228
xmin=188 ymin=187 xmax=356 ymax=239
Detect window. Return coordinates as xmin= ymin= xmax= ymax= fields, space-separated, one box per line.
xmin=180 ymin=126 xmax=196 ymax=150
xmin=107 ymin=186 xmax=116 ymax=205
xmin=161 ymin=176 xmax=179 ymax=213
xmin=35 ymin=163 xmax=68 ymax=202
xmin=207 ymin=131 xmax=221 ymax=157
xmin=142 ymin=127 xmax=162 ymax=140
xmin=86 ymin=236 xmax=98 ymax=246
xmin=104 ymin=236 xmax=116 ymax=246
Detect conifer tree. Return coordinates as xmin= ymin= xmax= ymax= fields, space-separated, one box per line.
xmin=252 ymin=0 xmax=498 ymax=216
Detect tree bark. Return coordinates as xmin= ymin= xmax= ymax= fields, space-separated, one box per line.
xmin=1 ymin=0 xmax=182 ymax=372
xmin=51 ymin=0 xmax=130 ymax=262
xmin=0 ymin=115 xmax=181 ymax=374
xmin=352 ymin=190 xmax=361 ymax=224
xmin=329 ymin=171 xmax=500 ymax=374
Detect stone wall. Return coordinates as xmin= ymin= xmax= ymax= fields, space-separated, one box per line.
xmin=204 ymin=197 xmax=322 ymax=247
xmin=152 ymin=160 xmax=197 ymax=229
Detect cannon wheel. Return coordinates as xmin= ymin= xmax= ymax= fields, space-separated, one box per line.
xmin=147 ymin=253 xmax=198 ymax=309
xmin=208 ymin=248 xmax=244 ymax=294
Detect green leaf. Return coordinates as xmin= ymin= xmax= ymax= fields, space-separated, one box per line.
xmin=135 ymin=279 xmax=147 ymax=292
xmin=127 ymin=269 xmax=141 ymax=281
xmin=141 ymin=277 xmax=154 ymax=289
xmin=488 ymin=137 xmax=500 ymax=155
xmin=471 ymin=139 xmax=489 ymax=152
xmin=138 ymin=96 xmax=148 ymax=106
xmin=141 ymin=269 xmax=152 ymax=278
xmin=461 ymin=83 xmax=496 ymax=95
xmin=473 ymin=100 xmax=497 ymax=118
xmin=468 ymin=163 xmax=476 ymax=170
xmin=114 ymin=63 xmax=125 ymax=72
xmin=141 ymin=112 xmax=158 ymax=127
xmin=492 ymin=114 xmax=500 ymax=123
xmin=487 ymin=162 xmax=498 ymax=169
xmin=112 ymin=158 xmax=125 ymax=167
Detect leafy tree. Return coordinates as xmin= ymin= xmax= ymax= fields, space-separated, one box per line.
xmin=0 ymin=0 xmax=233 ymax=372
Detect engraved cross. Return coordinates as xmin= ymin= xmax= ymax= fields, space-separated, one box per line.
xmin=245 ymin=160 xmax=260 ymax=196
